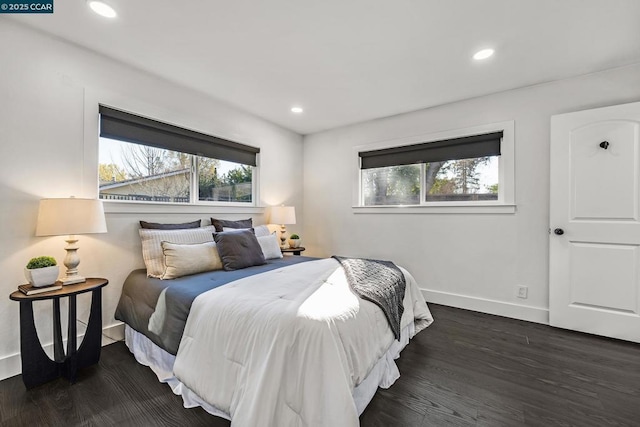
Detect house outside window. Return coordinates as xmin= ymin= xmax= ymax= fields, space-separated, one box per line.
xmin=97 ymin=106 xmax=258 ymax=205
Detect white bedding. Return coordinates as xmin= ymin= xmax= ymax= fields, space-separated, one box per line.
xmin=125 ymin=321 xmax=415 ymax=419
xmin=173 ymin=258 xmax=433 ymax=427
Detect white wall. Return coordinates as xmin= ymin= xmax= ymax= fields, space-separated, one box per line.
xmin=0 ymin=20 xmax=303 ymax=380
xmin=303 ymin=63 xmax=640 ymax=324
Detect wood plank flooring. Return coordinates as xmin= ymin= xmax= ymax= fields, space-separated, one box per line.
xmin=1 ymin=304 xmax=638 ymax=426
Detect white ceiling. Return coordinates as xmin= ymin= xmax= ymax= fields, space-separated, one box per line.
xmin=11 ymin=0 xmax=640 ymax=134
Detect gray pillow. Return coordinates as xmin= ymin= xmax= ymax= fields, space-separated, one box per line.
xmin=211 ymin=218 xmax=252 ymax=232
xmin=140 ymin=220 xmax=201 ymax=230
xmin=213 ymin=229 xmax=266 ymax=271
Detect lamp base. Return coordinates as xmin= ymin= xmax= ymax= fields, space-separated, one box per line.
xmin=60 ymin=275 xmax=86 ymax=286
xmin=62 ymin=236 xmax=86 ymax=285
xmin=279 ymin=224 xmax=289 ymax=249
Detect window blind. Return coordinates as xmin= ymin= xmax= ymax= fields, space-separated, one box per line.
xmin=359 ymin=131 xmax=502 ymax=169
xmin=99 ymin=105 xmax=260 ymax=166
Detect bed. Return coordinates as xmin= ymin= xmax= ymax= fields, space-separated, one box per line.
xmin=115 ymin=223 xmax=433 ymax=427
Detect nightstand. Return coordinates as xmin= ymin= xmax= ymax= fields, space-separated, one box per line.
xmin=281 ymin=247 xmax=306 ymax=256
xmin=9 ymin=278 xmax=108 ymax=389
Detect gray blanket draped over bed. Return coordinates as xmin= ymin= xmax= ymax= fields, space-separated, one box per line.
xmin=332 ymin=255 xmax=406 ymax=340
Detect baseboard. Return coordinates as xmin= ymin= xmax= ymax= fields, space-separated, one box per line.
xmin=422 ymin=289 xmax=549 ymax=325
xmin=102 ymin=322 xmax=126 ymax=344
xmin=0 ymin=322 xmax=125 ymax=382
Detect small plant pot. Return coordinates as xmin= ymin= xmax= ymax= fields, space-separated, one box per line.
xmin=24 ymin=266 xmax=59 ymax=287
xmin=288 ymin=239 xmax=301 ymax=249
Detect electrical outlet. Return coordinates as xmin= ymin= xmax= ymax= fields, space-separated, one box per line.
xmin=517 ymin=285 xmax=528 ymax=299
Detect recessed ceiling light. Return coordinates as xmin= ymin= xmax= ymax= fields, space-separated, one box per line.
xmin=291 ymin=106 xmax=304 ymax=114
xmin=88 ymin=1 xmax=117 ymax=18
xmin=473 ymin=48 xmax=494 ymax=60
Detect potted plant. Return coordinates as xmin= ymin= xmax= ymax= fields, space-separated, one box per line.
xmin=24 ymin=256 xmax=59 ymax=287
xmin=288 ymin=234 xmax=301 ymax=249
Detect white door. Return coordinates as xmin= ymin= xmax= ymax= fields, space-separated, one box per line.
xmin=550 ymin=101 xmax=640 ymax=343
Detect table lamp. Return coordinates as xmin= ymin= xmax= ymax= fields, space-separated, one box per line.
xmin=35 ymin=197 xmax=107 ymax=285
xmin=270 ymin=206 xmax=296 ymax=248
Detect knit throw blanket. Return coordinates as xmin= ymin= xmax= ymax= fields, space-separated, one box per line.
xmin=332 ymin=256 xmax=406 ymax=340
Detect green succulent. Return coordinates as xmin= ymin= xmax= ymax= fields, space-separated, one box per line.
xmin=289 ymin=234 xmax=300 ymax=240
xmin=26 ymin=256 xmax=57 ymax=269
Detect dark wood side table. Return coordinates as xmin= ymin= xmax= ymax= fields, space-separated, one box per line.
xmin=9 ymin=278 xmax=108 ymax=389
xmin=282 ymin=247 xmax=306 ymax=256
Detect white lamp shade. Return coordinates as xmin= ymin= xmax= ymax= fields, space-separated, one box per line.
xmin=36 ymin=198 xmax=108 ymax=236
xmin=270 ymin=206 xmax=296 ymax=225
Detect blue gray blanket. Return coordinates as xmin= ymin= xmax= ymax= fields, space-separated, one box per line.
xmin=332 ymin=256 xmax=406 ymax=340
xmin=115 ymin=256 xmax=316 ymax=355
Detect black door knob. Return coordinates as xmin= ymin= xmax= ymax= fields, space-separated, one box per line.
xmin=554 ymin=228 xmax=564 ymax=235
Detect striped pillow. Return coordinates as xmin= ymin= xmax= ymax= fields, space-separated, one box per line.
xmin=139 ymin=226 xmax=217 ymax=278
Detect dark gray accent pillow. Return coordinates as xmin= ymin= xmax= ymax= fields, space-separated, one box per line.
xmin=211 ymin=218 xmax=253 ymax=232
xmin=213 ymin=229 xmax=266 ymax=271
xmin=140 ymin=220 xmax=202 ymax=230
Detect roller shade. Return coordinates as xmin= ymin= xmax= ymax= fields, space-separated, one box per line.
xmin=99 ymin=105 xmax=260 ymax=166
xmin=359 ymin=131 xmax=502 ymax=169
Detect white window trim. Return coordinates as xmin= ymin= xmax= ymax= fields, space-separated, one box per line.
xmin=83 ymin=88 xmax=262 ymax=214
xmin=352 ymin=121 xmax=515 ymax=214
xmin=102 ymin=201 xmax=265 ymax=215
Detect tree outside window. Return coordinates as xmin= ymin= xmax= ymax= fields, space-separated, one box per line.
xmin=362 ymin=156 xmax=498 ymax=206
xmin=98 ymin=138 xmax=253 ymax=204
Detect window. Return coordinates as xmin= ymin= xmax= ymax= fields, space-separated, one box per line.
xmin=97 ymin=106 xmax=259 ymax=205
xmin=361 ymin=156 xmax=500 ymax=205
xmin=356 ymin=122 xmax=515 ymax=211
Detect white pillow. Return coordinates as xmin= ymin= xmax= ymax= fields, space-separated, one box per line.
xmin=221 ymin=225 xmax=271 ymax=237
xmin=139 ymin=226 xmax=216 ymax=278
xmin=161 ymin=241 xmax=223 ymax=279
xmin=258 ymin=233 xmax=283 ymax=260
xmin=253 ymin=225 xmax=271 ymax=237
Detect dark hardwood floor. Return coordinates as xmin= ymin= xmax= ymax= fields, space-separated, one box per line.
xmin=1 ymin=304 xmax=638 ymax=426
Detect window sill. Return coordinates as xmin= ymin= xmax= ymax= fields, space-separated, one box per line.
xmin=103 ymin=200 xmax=265 ymax=215
xmin=352 ymin=204 xmax=516 ymax=214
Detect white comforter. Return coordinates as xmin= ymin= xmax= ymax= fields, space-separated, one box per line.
xmin=173 ymin=258 xmax=433 ymax=427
